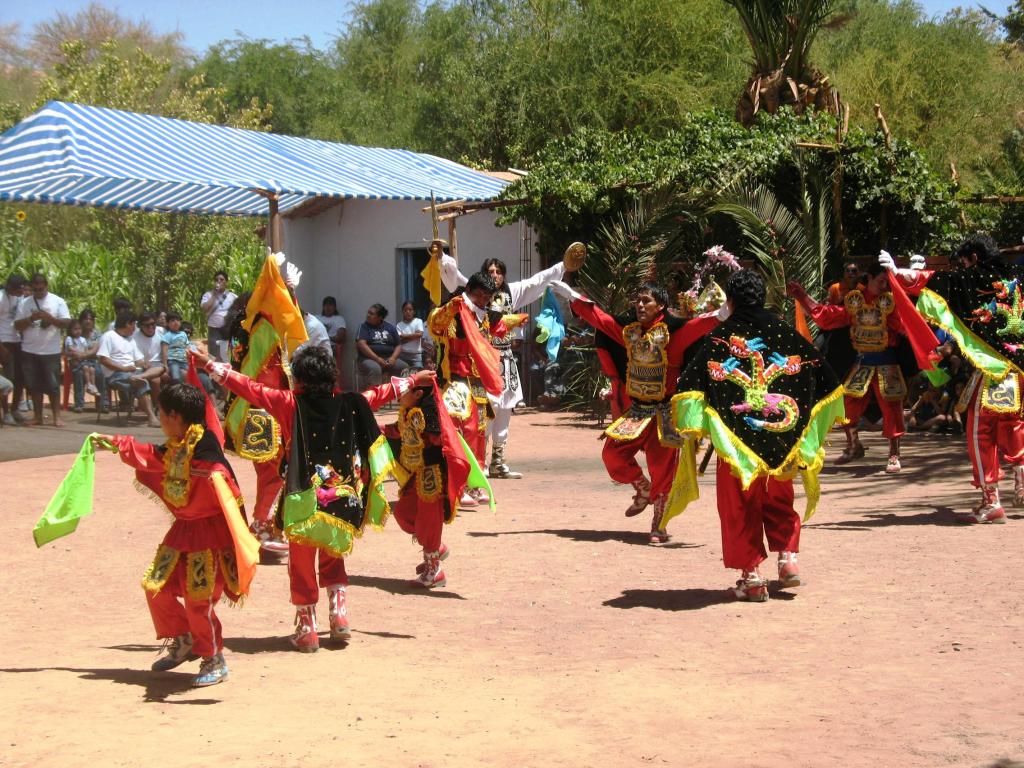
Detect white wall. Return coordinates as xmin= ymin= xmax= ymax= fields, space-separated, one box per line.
xmin=282 ymin=198 xmax=527 ymax=381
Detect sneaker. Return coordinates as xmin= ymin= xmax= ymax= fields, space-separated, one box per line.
xmin=777 ymin=552 xmax=802 ymax=588
xmin=884 ymin=456 xmax=901 ymax=474
xmin=251 ymin=519 xmax=289 ymax=554
xmin=192 ymin=653 xmax=228 ymax=687
xmin=459 ymin=491 xmax=478 ymax=508
xmin=151 ymin=633 xmax=197 ymax=671
xmin=2 ymin=413 xmax=15 ymax=426
xmin=833 ymin=443 xmax=865 ymax=465
xmin=289 ymin=605 xmax=319 ymax=652
xmin=416 ymin=542 xmax=450 ymax=574
xmin=409 ymin=550 xmax=447 ymax=589
xmin=85 ymin=383 xmax=99 ymax=396
xmin=470 ymin=487 xmax=489 ymax=504
xmin=73 ymin=405 xmax=83 ymax=413
xmin=955 ymin=504 xmax=1007 ymax=524
xmin=731 ymin=570 xmax=769 ymax=602
xmin=327 ymin=586 xmax=351 ymax=642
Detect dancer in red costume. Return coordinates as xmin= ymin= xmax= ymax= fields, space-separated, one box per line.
xmin=427 ymin=270 xmax=514 ymax=507
xmin=882 ymin=234 xmax=1024 ymax=523
xmin=94 ymin=383 xmax=254 ymax=685
xmin=552 ymin=279 xmax=721 ymax=544
xmin=384 ymin=378 xmax=471 ymax=588
xmin=787 ymin=262 xmax=937 ymax=474
xmin=195 ymin=345 xmax=434 ymax=652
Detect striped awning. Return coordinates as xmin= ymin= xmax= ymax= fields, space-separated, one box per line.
xmin=0 ymin=101 xmax=509 ymax=217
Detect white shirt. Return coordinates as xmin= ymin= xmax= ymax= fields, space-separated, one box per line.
xmin=97 ymin=329 xmax=143 ymax=377
xmin=0 ymin=289 xmax=22 ymax=343
xmin=318 ymin=313 xmax=347 ymax=341
xmin=439 ymin=253 xmax=566 ymax=310
xmin=15 ymin=291 xmax=70 ymax=355
xmin=396 ymin=318 xmax=425 ymax=354
xmin=200 ymin=289 xmax=237 ymax=329
xmin=133 ymin=329 xmax=164 ymax=366
xmin=293 ymin=314 xmax=333 ymax=358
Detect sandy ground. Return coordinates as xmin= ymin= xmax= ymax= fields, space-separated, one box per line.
xmin=1 ymin=408 xmax=1023 ymax=768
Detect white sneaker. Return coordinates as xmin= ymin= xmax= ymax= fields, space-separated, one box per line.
xmin=85 ymin=383 xmax=99 ymax=396
xmin=3 ymin=413 xmax=15 ymax=426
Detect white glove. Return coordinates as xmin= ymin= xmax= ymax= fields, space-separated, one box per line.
xmin=284 ymin=262 xmax=302 ymax=288
xmin=878 ymin=250 xmax=896 ymax=271
xmin=910 ymin=254 xmax=926 ymax=270
xmin=272 ymin=250 xmax=286 ymax=267
xmin=206 ymin=361 xmax=229 ymax=384
xmin=550 ymin=280 xmax=583 ymax=302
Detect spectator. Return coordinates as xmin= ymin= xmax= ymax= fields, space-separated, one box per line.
xmin=78 ymin=309 xmax=108 ymax=412
xmin=200 ymin=270 xmax=237 ymax=362
xmin=0 ymin=272 xmax=27 ymax=425
xmin=133 ymin=311 xmax=167 ymax=400
xmin=97 ymin=311 xmax=160 ymax=428
xmin=356 ymin=302 xmax=408 ymax=387
xmin=64 ymin=318 xmax=100 ymax=412
xmin=294 ymin=311 xmax=333 ymax=359
xmin=13 ymin=273 xmax=71 ymax=426
xmin=827 ymin=262 xmax=861 ymax=305
xmin=106 ymin=297 xmax=133 ymax=332
xmin=396 ymin=300 xmax=425 ymax=368
xmin=318 ymin=296 xmax=347 ymax=355
xmin=161 ymin=311 xmax=190 ymax=382
xmin=0 ymin=371 xmax=11 ymax=424
xmin=155 ymin=309 xmax=167 ymax=334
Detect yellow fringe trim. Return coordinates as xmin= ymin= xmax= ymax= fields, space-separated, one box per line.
xmin=672 ymin=384 xmax=845 ymax=490
xmin=919 ymin=288 xmax=1021 ymax=382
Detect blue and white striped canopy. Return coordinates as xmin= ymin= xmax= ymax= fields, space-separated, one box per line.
xmin=0 ymin=101 xmax=509 ymax=216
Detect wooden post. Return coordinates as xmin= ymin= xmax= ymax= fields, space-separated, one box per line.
xmin=448 ymin=218 xmax=458 ymax=264
xmin=268 ymin=195 xmax=283 ymax=253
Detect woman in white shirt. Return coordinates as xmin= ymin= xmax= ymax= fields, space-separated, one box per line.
xmin=396 ymin=301 xmax=425 ymax=368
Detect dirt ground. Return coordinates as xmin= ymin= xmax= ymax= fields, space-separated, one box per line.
xmin=1 ymin=408 xmax=1023 ymax=768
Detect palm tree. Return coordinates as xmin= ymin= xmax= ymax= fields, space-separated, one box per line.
xmin=725 ymin=0 xmax=845 ymax=126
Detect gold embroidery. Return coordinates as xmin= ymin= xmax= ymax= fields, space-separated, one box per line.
xmin=604 ymin=415 xmax=652 ymax=441
xmin=141 ymin=544 xmax=180 ymax=594
xmin=399 ymin=407 xmax=426 ymax=471
xmin=239 ymin=408 xmax=281 ymax=462
xmin=186 ymin=550 xmax=216 ymax=601
xmin=623 ymin=321 xmax=670 ymax=401
xmin=845 ymin=290 xmax=894 ymax=353
xmin=843 ymin=364 xmax=906 ymax=400
xmin=162 ymin=423 xmax=204 ymax=508
xmin=416 ymin=464 xmax=444 ymax=502
xmin=981 ymin=372 xmax=1021 ymax=413
xmin=219 ymin=549 xmax=240 ymax=595
xmin=441 ymin=381 xmax=472 ymax=420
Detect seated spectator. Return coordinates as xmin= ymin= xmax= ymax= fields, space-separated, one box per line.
xmin=63 ymin=318 xmax=100 ymax=412
xmin=396 ymin=300 xmax=425 ymax=368
xmin=106 ymin=296 xmax=133 ymax=332
xmin=78 ymin=309 xmax=108 ymax=412
xmin=97 ymin=311 xmax=160 ymax=428
xmin=161 ymin=311 xmax=190 ymax=382
xmin=318 ymin=296 xmax=347 ymax=358
xmin=294 ymin=311 xmax=333 ymax=359
xmin=356 ymin=302 xmax=408 ymax=387
xmin=133 ymin=312 xmax=167 ymax=401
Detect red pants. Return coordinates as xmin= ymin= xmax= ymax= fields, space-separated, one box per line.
xmin=455 ymin=400 xmax=486 ymax=466
xmin=716 ymin=460 xmax=800 ymax=571
xmin=393 ymin=486 xmax=444 ymax=552
xmin=253 ymin=457 xmax=284 ymax=523
xmin=145 ymin=557 xmax=225 ymax=658
xmin=288 ymin=542 xmax=347 ymax=605
xmin=966 ymin=387 xmax=1024 ymax=487
xmin=843 ymin=378 xmax=905 ymax=439
xmin=601 ymin=421 xmax=678 ymax=499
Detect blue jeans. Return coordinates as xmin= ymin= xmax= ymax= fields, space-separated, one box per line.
xmin=167 ymin=359 xmax=187 ymax=382
xmin=106 ymin=371 xmax=150 ymax=400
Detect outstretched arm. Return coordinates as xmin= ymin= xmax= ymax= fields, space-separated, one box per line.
xmin=787 ymin=281 xmax=849 ymax=330
xmin=440 ymin=253 xmax=469 ymax=294
xmin=507 ymin=261 xmax=566 ymax=309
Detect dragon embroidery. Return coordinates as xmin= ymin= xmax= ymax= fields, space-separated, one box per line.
xmin=973 ymin=279 xmax=1024 ymax=347
xmin=707 ymin=335 xmax=803 ymax=433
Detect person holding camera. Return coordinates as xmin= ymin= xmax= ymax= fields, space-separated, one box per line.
xmin=13 ymin=273 xmax=70 ymax=426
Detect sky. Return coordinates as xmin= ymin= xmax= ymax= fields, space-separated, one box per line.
xmin=0 ymin=1 xmax=1016 ymax=56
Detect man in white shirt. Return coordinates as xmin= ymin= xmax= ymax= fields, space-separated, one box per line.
xmin=0 ymin=272 xmax=27 ymax=425
xmin=98 ymin=311 xmax=160 ymax=428
xmin=133 ymin=311 xmax=167 ymax=401
xmin=293 ymin=312 xmax=333 ymax=359
xmin=200 ymin=270 xmax=237 ymax=363
xmin=13 ymin=273 xmax=70 ymax=426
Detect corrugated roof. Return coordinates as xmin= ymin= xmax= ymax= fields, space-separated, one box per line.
xmin=0 ymin=101 xmax=508 ymax=216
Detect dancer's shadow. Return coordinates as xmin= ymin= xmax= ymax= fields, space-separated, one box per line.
xmin=806 ymin=506 xmax=972 ymax=530
xmin=604 ymin=587 xmax=795 ymax=611
xmin=0 ymin=666 xmax=217 ymax=704
xmin=223 ymin=636 xmax=291 ymax=655
xmin=467 ymin=528 xmax=704 ymax=550
xmin=351 ymin=629 xmax=416 ymax=640
xmin=348 ymin=574 xmax=466 ymax=599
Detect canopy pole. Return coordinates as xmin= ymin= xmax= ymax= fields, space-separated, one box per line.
xmin=448 ymin=218 xmax=458 ymax=264
xmin=268 ymin=195 xmax=283 ymax=252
